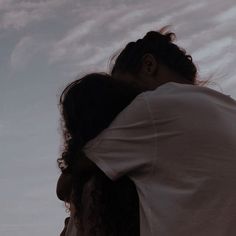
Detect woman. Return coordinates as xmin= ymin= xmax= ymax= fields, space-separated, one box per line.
xmin=57 ymin=73 xmax=142 ymax=235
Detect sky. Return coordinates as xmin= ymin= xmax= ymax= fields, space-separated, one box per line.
xmin=0 ymin=0 xmax=236 ymax=235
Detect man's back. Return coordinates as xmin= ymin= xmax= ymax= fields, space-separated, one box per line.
xmin=143 ymin=82 xmax=236 ymax=235
xmin=85 ymin=82 xmax=236 ymax=236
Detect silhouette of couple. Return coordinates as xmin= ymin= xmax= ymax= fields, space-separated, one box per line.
xmin=57 ymin=28 xmax=236 ymax=236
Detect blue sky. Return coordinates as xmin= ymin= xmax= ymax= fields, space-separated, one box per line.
xmin=1 ymin=0 xmax=236 ymax=235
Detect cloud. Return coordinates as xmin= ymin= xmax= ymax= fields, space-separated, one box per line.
xmin=107 ymin=8 xmax=151 ymax=32
xmin=0 ymin=0 xmax=69 ymax=30
xmin=10 ymin=36 xmax=40 ymax=70
xmin=2 ymin=10 xmax=42 ymax=30
xmin=192 ymin=37 xmax=233 ymax=61
xmin=49 ymin=19 xmax=98 ymax=63
xmin=0 ymin=0 xmax=14 ymax=10
xmin=48 ymin=0 xmax=210 ymax=76
xmin=200 ymin=52 xmax=235 ymax=75
xmin=0 ymin=123 xmax=3 ymax=135
xmin=215 ymin=5 xmax=236 ymax=22
xmin=49 ymin=1 xmax=176 ymax=73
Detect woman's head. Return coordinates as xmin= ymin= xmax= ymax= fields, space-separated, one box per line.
xmin=58 ymin=73 xmax=140 ymax=234
xmin=58 ymin=71 xmax=141 ymax=188
xmin=59 ymin=73 xmax=141 ymax=163
xmin=111 ymin=27 xmax=197 ymax=88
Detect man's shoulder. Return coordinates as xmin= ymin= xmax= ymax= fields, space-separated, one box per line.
xmin=143 ymin=82 xmax=234 ymax=106
xmin=141 ymin=82 xmax=193 ymax=107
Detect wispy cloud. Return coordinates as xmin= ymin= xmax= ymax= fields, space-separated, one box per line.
xmin=192 ymin=37 xmax=233 ymax=61
xmin=0 ymin=0 xmax=69 ymax=30
xmin=215 ymin=5 xmax=236 ymax=22
xmin=10 ymin=36 xmax=33 ymax=69
xmin=49 ymin=0 xmax=210 ymax=76
xmin=0 ymin=0 xmax=14 ymax=11
xmin=49 ymin=19 xmax=98 ymax=63
xmin=10 ymin=36 xmax=43 ymax=70
xmin=200 ymin=52 xmax=235 ymax=74
xmin=2 ymin=10 xmax=42 ymax=30
xmin=107 ymin=8 xmax=152 ymax=32
xmin=48 ymin=1 xmax=178 ymax=73
xmin=0 ymin=123 xmax=3 ymax=136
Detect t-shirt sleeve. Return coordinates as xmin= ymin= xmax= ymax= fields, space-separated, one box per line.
xmin=83 ymin=94 xmax=156 ymax=181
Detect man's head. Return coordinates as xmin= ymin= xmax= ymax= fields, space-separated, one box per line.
xmin=111 ymin=27 xmax=197 ymax=90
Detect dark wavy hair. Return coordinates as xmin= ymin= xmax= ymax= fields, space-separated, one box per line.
xmin=58 ymin=73 xmax=141 ymax=235
xmin=110 ymin=26 xmax=197 ymax=85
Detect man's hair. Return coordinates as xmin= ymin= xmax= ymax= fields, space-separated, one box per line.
xmin=111 ymin=27 xmax=197 ymax=84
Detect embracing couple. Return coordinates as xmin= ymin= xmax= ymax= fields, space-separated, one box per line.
xmin=56 ymin=28 xmax=236 ymax=236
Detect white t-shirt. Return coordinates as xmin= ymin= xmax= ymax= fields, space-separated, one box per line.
xmin=84 ymin=82 xmax=236 ymax=236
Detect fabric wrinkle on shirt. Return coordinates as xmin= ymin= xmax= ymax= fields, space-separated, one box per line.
xmin=84 ymin=82 xmax=236 ymax=236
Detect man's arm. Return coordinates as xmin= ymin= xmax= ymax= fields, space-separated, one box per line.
xmin=83 ymin=94 xmax=155 ymax=181
xmin=73 ymin=150 xmax=102 ymax=176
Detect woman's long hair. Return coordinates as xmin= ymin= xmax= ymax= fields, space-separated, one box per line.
xmin=58 ymin=73 xmax=141 ymax=235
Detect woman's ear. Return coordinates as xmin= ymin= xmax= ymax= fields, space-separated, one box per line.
xmin=140 ymin=54 xmax=158 ymax=76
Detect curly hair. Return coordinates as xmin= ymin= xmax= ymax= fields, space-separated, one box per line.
xmin=58 ymin=73 xmax=141 ymax=235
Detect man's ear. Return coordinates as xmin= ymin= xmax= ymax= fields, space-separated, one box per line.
xmin=140 ymin=54 xmax=158 ymax=76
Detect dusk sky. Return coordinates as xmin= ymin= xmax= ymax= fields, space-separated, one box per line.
xmin=0 ymin=0 xmax=236 ymax=235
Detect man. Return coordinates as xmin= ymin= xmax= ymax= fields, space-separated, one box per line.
xmin=58 ymin=29 xmax=236 ymax=236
